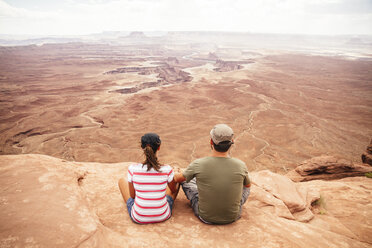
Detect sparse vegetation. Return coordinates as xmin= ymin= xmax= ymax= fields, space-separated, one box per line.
xmin=319 ymin=209 xmax=326 ymax=215
xmin=365 ymin=172 xmax=372 ymax=178
xmin=312 ymin=195 xmax=327 ymax=215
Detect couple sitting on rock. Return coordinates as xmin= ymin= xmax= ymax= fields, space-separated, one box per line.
xmin=118 ymin=124 xmax=251 ymax=224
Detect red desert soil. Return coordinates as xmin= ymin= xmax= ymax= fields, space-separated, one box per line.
xmin=0 ymin=44 xmax=371 ymax=173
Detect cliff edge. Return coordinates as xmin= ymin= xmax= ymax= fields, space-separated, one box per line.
xmin=0 ymin=154 xmax=371 ymax=248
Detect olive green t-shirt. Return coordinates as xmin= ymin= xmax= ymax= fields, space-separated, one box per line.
xmin=182 ymin=156 xmax=250 ymax=224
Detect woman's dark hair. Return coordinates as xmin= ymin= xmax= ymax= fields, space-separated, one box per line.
xmin=141 ymin=133 xmax=161 ymax=171
xmin=212 ymin=140 xmax=233 ymax=152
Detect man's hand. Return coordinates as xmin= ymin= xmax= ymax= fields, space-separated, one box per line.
xmin=174 ymin=170 xmax=186 ymax=183
xmin=170 ymin=165 xmax=186 ymax=183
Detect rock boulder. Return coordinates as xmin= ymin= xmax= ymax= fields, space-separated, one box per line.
xmin=286 ymin=155 xmax=372 ymax=182
xmin=361 ymin=140 xmax=372 ymax=166
xmin=250 ymin=170 xmax=319 ymax=222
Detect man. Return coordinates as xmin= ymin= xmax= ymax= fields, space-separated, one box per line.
xmin=174 ymin=124 xmax=251 ymax=224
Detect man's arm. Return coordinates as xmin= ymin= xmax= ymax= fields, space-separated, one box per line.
xmin=174 ymin=161 xmax=197 ymax=183
xmin=174 ymin=172 xmax=186 ymax=183
xmin=243 ymin=169 xmax=251 ymax=188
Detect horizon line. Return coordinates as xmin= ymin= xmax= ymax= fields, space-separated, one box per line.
xmin=1 ymin=30 xmax=372 ymax=38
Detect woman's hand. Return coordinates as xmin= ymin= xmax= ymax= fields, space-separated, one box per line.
xmin=170 ymin=165 xmax=185 ymax=183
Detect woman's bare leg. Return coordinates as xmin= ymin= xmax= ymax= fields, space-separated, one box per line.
xmin=118 ymin=178 xmax=131 ymax=203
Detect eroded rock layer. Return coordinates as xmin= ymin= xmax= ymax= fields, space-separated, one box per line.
xmin=286 ymin=155 xmax=372 ymax=182
xmin=361 ymin=140 xmax=372 ymax=166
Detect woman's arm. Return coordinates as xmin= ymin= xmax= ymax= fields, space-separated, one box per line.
xmin=167 ymin=179 xmax=179 ymax=194
xmin=128 ymin=181 xmax=135 ymax=198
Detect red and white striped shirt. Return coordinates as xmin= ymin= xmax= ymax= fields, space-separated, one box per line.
xmin=127 ymin=163 xmax=174 ymax=224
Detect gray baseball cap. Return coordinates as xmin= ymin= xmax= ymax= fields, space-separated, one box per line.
xmin=210 ymin=124 xmax=234 ymax=144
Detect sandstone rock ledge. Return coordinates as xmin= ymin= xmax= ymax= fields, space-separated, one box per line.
xmin=0 ymin=154 xmax=371 ymax=248
xmin=286 ymin=155 xmax=372 ymax=182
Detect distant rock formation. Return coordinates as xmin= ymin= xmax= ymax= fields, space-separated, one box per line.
xmin=213 ymin=59 xmax=253 ymax=72
xmin=345 ymin=37 xmax=363 ymax=46
xmin=0 ymin=154 xmax=371 ymax=247
xmin=128 ymin=31 xmax=146 ymax=38
xmin=214 ymin=59 xmax=243 ymax=72
xmin=361 ymin=140 xmax=372 ymax=166
xmin=105 ymin=64 xmax=192 ymax=94
xmin=112 ymin=80 xmax=161 ymax=94
xmin=286 ymin=155 xmax=372 ymax=182
xmin=207 ymin=52 xmax=218 ymax=60
xmin=166 ymin=57 xmax=179 ymax=64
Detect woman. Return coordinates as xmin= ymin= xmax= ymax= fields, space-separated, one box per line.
xmin=118 ymin=133 xmax=179 ymax=224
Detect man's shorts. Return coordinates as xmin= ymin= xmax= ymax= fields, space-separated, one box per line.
xmin=126 ymin=195 xmax=174 ymax=222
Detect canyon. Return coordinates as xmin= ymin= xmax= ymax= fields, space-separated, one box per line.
xmin=0 ymin=32 xmax=371 ymax=247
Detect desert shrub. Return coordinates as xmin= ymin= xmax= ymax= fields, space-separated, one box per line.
xmin=312 ymin=194 xmax=327 ymax=214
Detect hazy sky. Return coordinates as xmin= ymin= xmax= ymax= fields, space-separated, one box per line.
xmin=0 ymin=0 xmax=371 ymax=36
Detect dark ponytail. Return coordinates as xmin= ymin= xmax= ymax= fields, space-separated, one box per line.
xmin=141 ymin=133 xmax=161 ymax=172
xmin=143 ymin=145 xmax=161 ymax=172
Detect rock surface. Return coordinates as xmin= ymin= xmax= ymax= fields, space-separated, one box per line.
xmin=286 ymin=155 xmax=372 ymax=182
xmin=250 ymin=170 xmax=319 ymax=222
xmin=0 ymin=154 xmax=371 ymax=248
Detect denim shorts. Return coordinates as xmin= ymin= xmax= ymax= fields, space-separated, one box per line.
xmin=127 ymin=195 xmax=174 ymax=221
